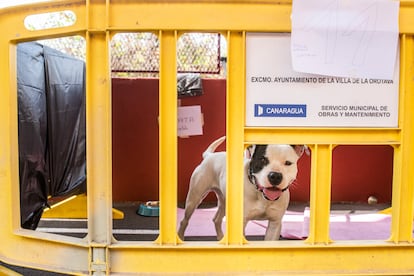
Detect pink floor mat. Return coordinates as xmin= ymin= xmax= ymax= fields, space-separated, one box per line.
xmin=177 ymin=207 xmax=392 ymax=240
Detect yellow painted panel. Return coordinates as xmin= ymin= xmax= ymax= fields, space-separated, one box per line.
xmin=109 ymin=244 xmax=414 ymax=274
xmin=1 ymin=0 xmax=414 ymax=275
xmin=42 ymin=194 xmax=124 ymax=219
xmin=108 ymin=1 xmax=292 ymax=32
xmin=245 ymin=127 xmax=401 ymax=145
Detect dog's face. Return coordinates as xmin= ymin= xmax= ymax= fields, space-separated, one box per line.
xmin=248 ymin=145 xmax=305 ymax=201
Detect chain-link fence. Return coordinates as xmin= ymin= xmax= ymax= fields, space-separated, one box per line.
xmin=26 ymin=10 xmax=226 ymax=78
xmin=25 ymin=10 xmax=227 ymax=78
xmin=110 ymin=32 xmax=222 ymax=76
xmin=29 ymin=10 xmax=226 ymax=79
xmin=39 ymin=32 xmax=225 ymax=78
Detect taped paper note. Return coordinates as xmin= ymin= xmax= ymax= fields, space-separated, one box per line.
xmin=178 ymin=105 xmax=203 ymax=136
xmin=291 ymin=0 xmax=399 ymax=79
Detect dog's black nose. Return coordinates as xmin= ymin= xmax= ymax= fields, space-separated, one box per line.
xmin=268 ymin=172 xmax=283 ymax=186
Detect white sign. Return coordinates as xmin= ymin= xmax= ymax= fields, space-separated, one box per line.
xmin=245 ymin=33 xmax=399 ymax=127
xmin=178 ymin=105 xmax=203 ymax=136
xmin=291 ymin=0 xmax=399 ymax=79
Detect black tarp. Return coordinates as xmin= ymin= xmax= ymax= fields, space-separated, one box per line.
xmin=177 ymin=73 xmax=203 ymax=98
xmin=17 ymin=42 xmax=86 ymax=230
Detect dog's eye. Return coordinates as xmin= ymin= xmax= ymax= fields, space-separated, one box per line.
xmin=260 ymin=157 xmax=269 ymax=166
xmin=250 ymin=156 xmax=269 ymax=173
xmin=285 ymin=160 xmax=293 ymax=166
xmin=254 ymin=157 xmax=268 ymax=170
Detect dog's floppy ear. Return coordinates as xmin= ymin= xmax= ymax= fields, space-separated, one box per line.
xmin=245 ymin=145 xmax=255 ymax=159
xmin=291 ymin=145 xmax=310 ymax=157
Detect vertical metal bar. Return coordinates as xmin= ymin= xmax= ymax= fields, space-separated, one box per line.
xmin=224 ymin=31 xmax=246 ymax=245
xmin=390 ymin=144 xmax=403 ymax=242
xmin=86 ymin=31 xmax=113 ymax=244
xmin=157 ymin=30 xmax=178 ymax=245
xmin=86 ymin=0 xmax=112 ymax=263
xmin=86 ymin=2 xmax=112 ymax=274
xmin=306 ymin=144 xmax=333 ymax=244
xmin=3 ymin=43 xmax=20 ymax=230
xmin=389 ymin=34 xmax=414 ymax=243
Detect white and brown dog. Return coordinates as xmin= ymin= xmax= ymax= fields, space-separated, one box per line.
xmin=178 ymin=136 xmax=307 ymax=241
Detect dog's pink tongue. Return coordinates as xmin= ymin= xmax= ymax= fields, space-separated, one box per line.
xmin=264 ymin=188 xmax=283 ymax=201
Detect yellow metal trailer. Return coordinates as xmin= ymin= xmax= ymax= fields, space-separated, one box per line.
xmin=1 ymin=0 xmax=414 ymax=274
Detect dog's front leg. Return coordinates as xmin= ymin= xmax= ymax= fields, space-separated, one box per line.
xmin=264 ymin=220 xmax=281 ymax=240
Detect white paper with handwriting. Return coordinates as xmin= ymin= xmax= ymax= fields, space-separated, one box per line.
xmin=291 ymin=0 xmax=399 ymax=79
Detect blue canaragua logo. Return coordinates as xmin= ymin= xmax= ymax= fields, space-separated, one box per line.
xmin=254 ymin=104 xmax=307 ymax=117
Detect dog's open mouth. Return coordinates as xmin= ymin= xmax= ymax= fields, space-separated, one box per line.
xmin=262 ymin=187 xmax=284 ymax=201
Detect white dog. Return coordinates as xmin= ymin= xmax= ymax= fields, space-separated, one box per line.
xmin=178 ymin=136 xmax=307 ymax=241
